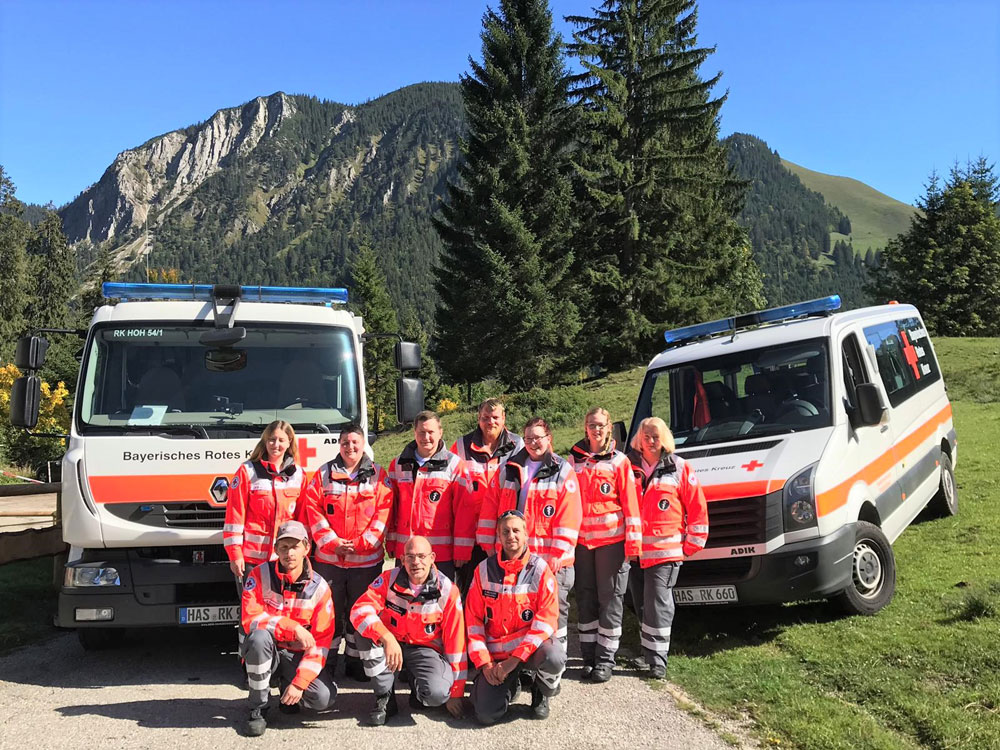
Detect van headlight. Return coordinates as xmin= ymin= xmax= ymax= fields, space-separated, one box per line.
xmin=783 ymin=464 xmax=817 ymax=530
xmin=65 ymin=566 xmax=121 ymax=587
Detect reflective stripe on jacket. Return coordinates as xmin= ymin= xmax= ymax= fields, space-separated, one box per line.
xmin=568 ymin=440 xmax=641 ymax=556
xmin=224 ymin=458 xmax=305 ymax=566
xmin=465 ymin=549 xmax=559 ymax=667
xmin=300 ymin=456 xmax=393 ymax=568
xmin=477 ymin=448 xmax=582 ymax=570
xmin=387 ymin=441 xmax=469 ymax=562
xmin=627 ymin=450 xmax=709 ymax=568
xmin=241 ymin=559 xmax=334 ymax=690
xmin=350 ymin=566 xmax=467 ymax=697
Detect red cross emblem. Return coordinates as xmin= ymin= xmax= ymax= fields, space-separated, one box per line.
xmin=298 ymin=437 xmax=318 ymax=468
xmin=741 ymin=460 xmax=764 ymax=472
xmin=900 ymin=330 xmax=921 ymax=380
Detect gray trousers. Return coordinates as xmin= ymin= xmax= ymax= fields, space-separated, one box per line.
xmin=639 ymin=561 xmax=681 ymax=670
xmin=555 ymin=565 xmax=575 ymax=647
xmin=471 ymin=637 xmax=566 ymax=725
xmin=242 ymin=629 xmax=337 ymax=711
xmin=575 ymin=542 xmax=629 ymax=668
xmin=314 ymin=561 xmax=382 ymax=667
xmin=355 ymin=637 xmax=455 ymax=705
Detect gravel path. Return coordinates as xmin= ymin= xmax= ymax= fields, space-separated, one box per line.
xmin=0 ymin=628 xmax=749 ymax=750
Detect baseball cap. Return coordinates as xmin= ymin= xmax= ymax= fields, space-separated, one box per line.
xmin=275 ymin=520 xmax=309 ymax=543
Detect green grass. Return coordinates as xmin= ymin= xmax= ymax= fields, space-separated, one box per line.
xmin=0 ymin=555 xmax=59 ymax=655
xmin=782 ymin=158 xmax=917 ymax=254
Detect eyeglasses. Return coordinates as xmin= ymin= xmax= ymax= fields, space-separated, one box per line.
xmin=586 ymin=422 xmax=609 ymax=430
xmin=524 ymin=435 xmax=549 ymax=444
xmin=404 ymin=553 xmax=431 ymax=562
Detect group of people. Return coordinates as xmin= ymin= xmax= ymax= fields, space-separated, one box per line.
xmin=223 ymin=399 xmax=708 ymax=736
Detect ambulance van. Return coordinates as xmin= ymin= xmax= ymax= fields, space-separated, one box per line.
xmin=624 ymin=295 xmax=957 ymax=614
xmin=10 ymin=283 xmax=424 ymax=647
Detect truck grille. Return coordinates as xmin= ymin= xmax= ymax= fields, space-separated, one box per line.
xmin=163 ymin=503 xmax=226 ymax=529
xmin=678 ymin=556 xmax=755 ymax=586
xmin=704 ymin=495 xmax=766 ymax=548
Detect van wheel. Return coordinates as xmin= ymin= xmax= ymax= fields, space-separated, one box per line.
xmin=835 ymin=521 xmax=896 ymax=616
xmin=77 ymin=627 xmax=116 ymax=650
xmin=926 ymin=453 xmax=958 ymax=517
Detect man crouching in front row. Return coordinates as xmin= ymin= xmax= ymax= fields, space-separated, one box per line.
xmin=241 ymin=521 xmax=336 ymax=736
xmin=350 ymin=535 xmax=467 ymax=725
xmin=466 ymin=509 xmax=565 ymax=724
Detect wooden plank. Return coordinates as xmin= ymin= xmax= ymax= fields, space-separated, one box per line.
xmin=0 ymin=525 xmax=67 ymax=565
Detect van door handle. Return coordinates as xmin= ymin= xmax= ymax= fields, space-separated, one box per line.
xmin=879 ymin=425 xmax=889 ymax=433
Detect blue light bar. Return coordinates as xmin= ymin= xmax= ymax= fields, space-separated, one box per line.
xmin=664 ymin=295 xmax=841 ymax=345
xmin=102 ymin=283 xmax=349 ymax=304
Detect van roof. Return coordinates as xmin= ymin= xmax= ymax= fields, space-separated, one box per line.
xmin=89 ymin=299 xmax=360 ymax=329
xmin=646 ymin=302 xmax=922 ymax=370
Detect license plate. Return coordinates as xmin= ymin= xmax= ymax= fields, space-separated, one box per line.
xmin=178 ymin=605 xmax=239 ymax=624
xmin=674 ymin=585 xmax=738 ymax=606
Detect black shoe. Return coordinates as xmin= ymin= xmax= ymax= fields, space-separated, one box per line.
xmin=368 ymin=690 xmax=398 ymax=726
xmin=649 ymin=664 xmax=666 ymax=679
xmin=278 ymin=701 xmax=301 ymax=715
xmin=581 ymin=664 xmax=594 ymax=680
xmin=246 ymin=707 xmax=267 ymax=737
xmin=409 ymin=690 xmax=424 ymax=711
xmin=508 ymin=674 xmax=522 ymax=704
xmin=518 ymin=670 xmax=535 ymax=690
xmin=591 ymin=665 xmax=613 ymax=683
xmin=530 ymin=687 xmax=550 ymax=719
xmin=345 ymin=659 xmax=370 ymax=683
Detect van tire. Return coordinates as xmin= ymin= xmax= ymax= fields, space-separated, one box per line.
xmin=926 ymin=453 xmax=958 ymax=517
xmin=835 ymin=521 xmax=896 ymax=616
xmin=77 ymin=627 xmax=116 ymax=650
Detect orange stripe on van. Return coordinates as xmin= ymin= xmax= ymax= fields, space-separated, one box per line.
xmin=88 ymin=474 xmax=224 ymax=505
xmin=815 ymin=403 xmax=953 ymax=517
xmin=703 ymin=478 xmax=787 ymax=502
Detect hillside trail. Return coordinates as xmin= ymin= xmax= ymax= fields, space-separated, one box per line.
xmin=0 ymin=627 xmax=756 ymax=750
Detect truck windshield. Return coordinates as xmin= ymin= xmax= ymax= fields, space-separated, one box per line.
xmin=633 ymin=338 xmax=832 ymax=447
xmin=77 ymin=323 xmax=361 ymax=435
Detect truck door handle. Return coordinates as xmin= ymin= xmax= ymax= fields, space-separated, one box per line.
xmin=880 ymin=425 xmax=889 ymax=433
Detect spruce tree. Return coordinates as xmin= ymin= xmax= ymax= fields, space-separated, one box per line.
xmin=400 ymin=307 xmax=442 ymax=407
xmin=78 ymin=243 xmax=119 ymax=327
xmin=0 ymin=166 xmax=30 ymax=360
xmin=349 ymin=244 xmax=400 ymax=431
xmin=28 ymin=212 xmax=76 ymax=329
xmin=566 ymin=0 xmax=763 ymax=368
xmin=434 ymin=0 xmax=581 ymax=390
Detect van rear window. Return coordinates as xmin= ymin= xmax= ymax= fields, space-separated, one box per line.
xmin=862 ymin=317 xmax=941 ymax=408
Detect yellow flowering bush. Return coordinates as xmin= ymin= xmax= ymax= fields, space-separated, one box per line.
xmin=0 ymin=363 xmax=71 ymax=476
xmin=437 ymin=398 xmax=459 ymax=414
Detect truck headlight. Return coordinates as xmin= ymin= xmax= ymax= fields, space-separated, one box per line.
xmin=65 ymin=566 xmax=121 ymax=587
xmin=783 ymin=464 xmax=817 ymax=531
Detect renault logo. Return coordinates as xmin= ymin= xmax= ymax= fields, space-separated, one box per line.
xmin=210 ymin=476 xmax=230 ymax=504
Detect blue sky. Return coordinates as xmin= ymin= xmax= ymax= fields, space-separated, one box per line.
xmin=1 ymin=0 xmax=997 ymax=208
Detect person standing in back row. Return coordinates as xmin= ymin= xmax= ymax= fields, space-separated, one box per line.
xmin=627 ymin=417 xmax=708 ymax=679
xmin=568 ymin=407 xmax=640 ymax=683
xmin=451 ymin=398 xmax=524 ymax=595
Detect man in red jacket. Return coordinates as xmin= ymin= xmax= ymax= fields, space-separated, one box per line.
xmin=350 ymin=535 xmax=467 ymax=725
xmin=466 ymin=510 xmax=564 ymax=724
xmin=240 ymin=520 xmax=336 ymax=737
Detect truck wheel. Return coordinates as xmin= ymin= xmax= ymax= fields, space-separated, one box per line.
xmin=835 ymin=521 xmax=896 ymax=616
xmin=77 ymin=627 xmax=116 ymax=650
xmin=926 ymin=453 xmax=958 ymax=517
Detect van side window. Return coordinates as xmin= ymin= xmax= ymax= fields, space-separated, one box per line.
xmin=841 ymin=334 xmax=869 ymax=425
xmin=863 ymin=317 xmax=941 ymax=408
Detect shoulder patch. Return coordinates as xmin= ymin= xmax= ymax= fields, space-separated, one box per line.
xmin=565 ymin=478 xmax=578 ymax=493
xmin=546 ymin=577 xmax=555 ymax=593
xmin=383 ymin=475 xmax=392 ymax=488
xmin=230 ymin=475 xmax=240 ymax=489
xmin=689 ymin=473 xmax=698 ymax=485
xmin=372 ymin=575 xmax=383 ymax=589
xmin=244 ymin=576 xmax=256 ymax=590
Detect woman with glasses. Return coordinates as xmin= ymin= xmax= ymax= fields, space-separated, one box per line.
xmin=567 ymin=407 xmax=640 ymax=682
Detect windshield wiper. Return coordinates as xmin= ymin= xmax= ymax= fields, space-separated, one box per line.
xmin=156 ymin=425 xmax=210 ymax=439
xmin=290 ymin=422 xmax=331 ymax=434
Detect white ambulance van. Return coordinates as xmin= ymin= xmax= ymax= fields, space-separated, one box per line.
xmin=624 ymin=295 xmax=956 ymax=615
xmin=10 ymin=283 xmax=424 ymax=647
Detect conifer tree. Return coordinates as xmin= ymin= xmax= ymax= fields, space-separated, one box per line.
xmin=566 ymin=0 xmax=764 ymax=368
xmin=400 ymin=307 xmax=442 ymax=407
xmin=0 ymin=167 xmax=30 ymax=360
xmin=350 ymin=244 xmax=400 ymax=431
xmin=434 ymin=0 xmax=581 ymax=389
xmin=28 ymin=212 xmax=76 ymax=329
xmin=78 ymin=243 xmax=118 ymax=327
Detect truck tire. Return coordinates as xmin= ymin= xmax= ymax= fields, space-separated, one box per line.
xmin=834 ymin=521 xmax=896 ymax=616
xmin=926 ymin=452 xmax=958 ymax=518
xmin=77 ymin=627 xmax=116 ymax=651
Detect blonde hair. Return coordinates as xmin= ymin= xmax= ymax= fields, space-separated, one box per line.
xmin=250 ymin=421 xmax=298 ymax=464
xmin=584 ymin=406 xmax=613 ymax=453
xmin=630 ymin=417 xmax=675 ymax=455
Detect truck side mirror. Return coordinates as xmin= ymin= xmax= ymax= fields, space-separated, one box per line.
xmin=14 ymin=335 xmax=50 ymax=370
xmin=612 ymin=420 xmax=627 ymax=450
xmin=855 ymin=383 xmax=887 ymax=426
xmin=394 ymin=341 xmax=421 ymax=372
xmin=396 ymin=377 xmax=424 ymax=424
xmin=10 ymin=375 xmax=41 ymax=429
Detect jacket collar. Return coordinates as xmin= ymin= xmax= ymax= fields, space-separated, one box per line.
xmin=329 ymin=454 xmax=375 ymax=481
xmin=399 ymin=440 xmax=450 ymax=469
xmin=274 ymin=557 xmax=313 ymax=588
xmin=570 ymin=438 xmax=617 ymax=462
xmin=507 ymin=447 xmax=561 ymax=479
xmin=392 ymin=565 xmax=442 ymax=602
xmin=627 ymin=448 xmax=675 ymax=475
xmin=466 ymin=427 xmax=519 ymax=460
xmin=255 ymin=455 xmax=297 ymax=479
xmin=497 ymin=545 xmax=531 ymax=574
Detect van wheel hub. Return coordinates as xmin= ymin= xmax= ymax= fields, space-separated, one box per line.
xmin=852 ymin=542 xmax=882 ymax=597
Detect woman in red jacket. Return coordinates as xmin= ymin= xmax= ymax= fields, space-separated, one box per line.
xmin=568 ymin=407 xmax=640 ymax=683
xmin=627 ymin=417 xmax=708 ymax=679
xmin=224 ymin=420 xmax=306 ymax=579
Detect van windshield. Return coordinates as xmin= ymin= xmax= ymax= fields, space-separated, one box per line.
xmin=633 ymin=338 xmax=832 ymax=447
xmin=77 ymin=323 xmax=361 ymax=436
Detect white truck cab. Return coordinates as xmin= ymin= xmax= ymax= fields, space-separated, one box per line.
xmin=626 ymin=295 xmax=957 ymax=614
xmin=11 ymin=283 xmax=423 ymax=647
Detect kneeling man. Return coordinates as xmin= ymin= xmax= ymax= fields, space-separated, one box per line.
xmin=466 ymin=509 xmax=564 ymax=724
xmin=350 ymin=535 xmax=467 ymax=725
xmin=241 ymin=520 xmax=336 ymax=737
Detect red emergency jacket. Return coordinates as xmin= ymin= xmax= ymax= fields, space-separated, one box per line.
xmin=477 ymin=449 xmax=582 ymax=571
xmin=387 ymin=441 xmax=469 ymax=562
xmin=568 ymin=440 xmax=642 ymax=556
xmin=241 ymin=558 xmax=334 ymax=690
xmin=451 ymin=428 xmax=524 ymax=559
xmin=627 ymin=450 xmax=709 ymax=569
xmin=224 ymin=457 xmax=306 ymax=567
xmin=300 ymin=455 xmax=393 ymax=568
xmin=465 ymin=548 xmax=559 ymax=667
xmin=350 ymin=566 xmax=467 ymax=697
